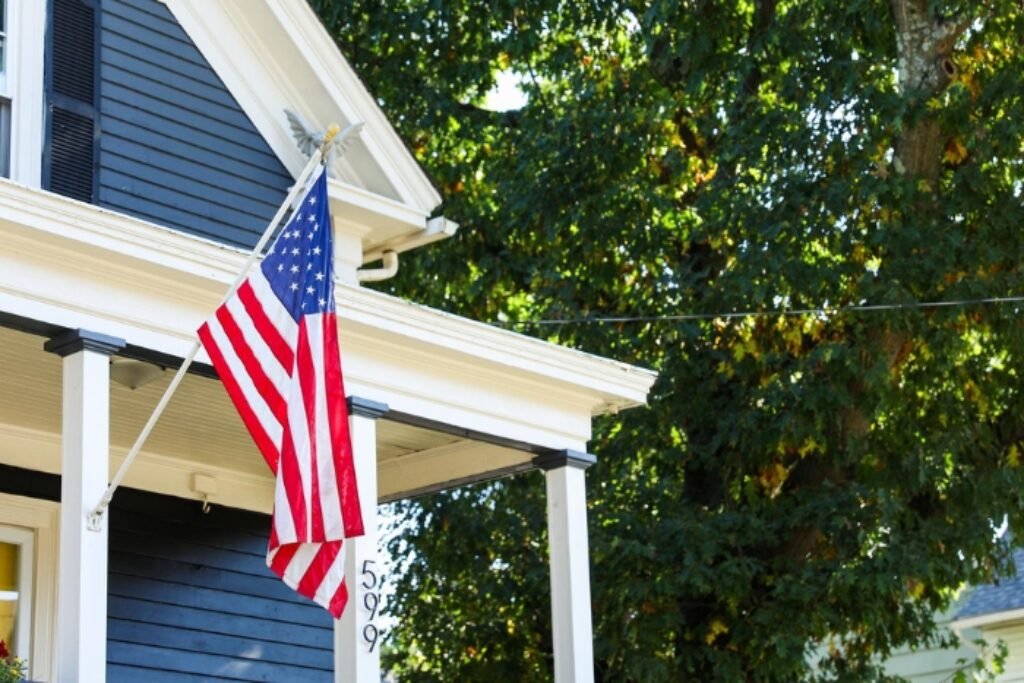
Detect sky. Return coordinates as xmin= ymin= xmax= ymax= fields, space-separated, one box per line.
xmin=483 ymin=70 xmax=529 ymax=111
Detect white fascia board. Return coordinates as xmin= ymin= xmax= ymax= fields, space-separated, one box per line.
xmin=951 ymin=608 xmax=1024 ymax=632
xmin=162 ymin=0 xmax=441 ymax=217
xmin=340 ymin=283 xmax=657 ymax=414
xmin=329 ymin=177 xmax=430 ymax=236
xmin=0 ymin=422 xmax=275 ymax=514
xmin=0 ymin=178 xmax=244 ymax=285
xmin=0 ymin=181 xmax=656 ymax=417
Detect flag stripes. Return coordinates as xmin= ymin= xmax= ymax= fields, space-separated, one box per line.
xmin=198 ymin=167 xmax=362 ymax=618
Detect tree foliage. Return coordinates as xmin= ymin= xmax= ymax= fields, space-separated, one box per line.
xmin=311 ymin=0 xmax=1024 ymax=679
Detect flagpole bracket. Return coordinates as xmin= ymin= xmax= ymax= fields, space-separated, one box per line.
xmin=86 ymin=510 xmax=104 ymax=532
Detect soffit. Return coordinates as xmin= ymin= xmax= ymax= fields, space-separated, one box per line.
xmin=0 ymin=325 xmax=533 ymax=508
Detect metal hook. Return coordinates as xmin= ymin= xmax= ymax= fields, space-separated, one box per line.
xmin=201 ymin=495 xmax=211 ymax=514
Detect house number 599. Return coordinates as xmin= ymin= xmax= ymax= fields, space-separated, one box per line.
xmin=361 ymin=559 xmax=383 ymax=652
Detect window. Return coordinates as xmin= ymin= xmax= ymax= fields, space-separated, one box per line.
xmin=2 ymin=0 xmax=46 ymax=185
xmin=0 ymin=0 xmax=8 ymax=79
xmin=0 ymin=0 xmax=10 ymax=178
xmin=0 ymin=526 xmax=32 ymax=661
xmin=0 ymin=493 xmax=57 ymax=681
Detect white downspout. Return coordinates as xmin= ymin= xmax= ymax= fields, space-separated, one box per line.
xmin=356 ymin=250 xmax=399 ymax=282
xmin=352 ymin=215 xmax=458 ymax=284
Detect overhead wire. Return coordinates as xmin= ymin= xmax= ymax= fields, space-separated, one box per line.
xmin=494 ymin=295 xmax=1024 ymax=327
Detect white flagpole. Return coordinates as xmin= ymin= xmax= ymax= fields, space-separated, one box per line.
xmin=88 ymin=125 xmax=347 ymax=530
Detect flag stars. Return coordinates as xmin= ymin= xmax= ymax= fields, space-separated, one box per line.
xmin=308 ymin=196 xmax=317 ymax=205
xmin=289 ymin=282 xmax=299 ymax=292
xmin=277 ymin=264 xmax=284 ymax=272
xmin=306 ymin=286 xmax=316 ymax=295
xmin=290 ymin=265 xmax=300 ymax=274
xmin=315 ymin=272 xmax=325 ymax=281
xmin=291 ymin=247 xmax=300 ymax=256
xmin=318 ymin=297 xmax=327 ymax=308
xmin=307 ymin=214 xmax=315 ymax=222
xmin=313 ymin=246 xmax=322 ymax=255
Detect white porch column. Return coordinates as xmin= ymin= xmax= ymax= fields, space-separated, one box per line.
xmin=44 ymin=329 xmax=126 ymax=683
xmin=335 ymin=396 xmax=389 ymax=683
xmin=537 ymin=449 xmax=598 ymax=683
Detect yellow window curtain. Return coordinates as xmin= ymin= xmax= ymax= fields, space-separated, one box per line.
xmin=0 ymin=541 xmax=18 ymax=654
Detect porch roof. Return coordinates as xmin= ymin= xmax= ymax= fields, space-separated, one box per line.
xmin=0 ymin=179 xmax=656 ymax=512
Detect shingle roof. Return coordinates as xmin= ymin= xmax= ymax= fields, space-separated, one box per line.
xmin=956 ymin=549 xmax=1024 ymax=619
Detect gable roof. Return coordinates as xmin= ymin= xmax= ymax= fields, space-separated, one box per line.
xmin=160 ymin=0 xmax=446 ymax=258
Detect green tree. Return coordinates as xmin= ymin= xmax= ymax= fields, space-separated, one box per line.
xmin=311 ymin=0 xmax=1024 ymax=679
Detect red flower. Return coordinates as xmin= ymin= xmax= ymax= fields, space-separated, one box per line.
xmin=0 ymin=639 xmax=9 ymax=659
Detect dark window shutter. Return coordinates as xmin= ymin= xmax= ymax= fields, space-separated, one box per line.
xmin=43 ymin=0 xmax=99 ymax=203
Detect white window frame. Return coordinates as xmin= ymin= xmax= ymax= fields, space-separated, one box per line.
xmin=0 ymin=0 xmax=8 ymax=95
xmin=0 ymin=492 xmax=58 ymax=682
xmin=0 ymin=524 xmax=33 ymax=662
xmin=3 ymin=0 xmax=46 ymax=185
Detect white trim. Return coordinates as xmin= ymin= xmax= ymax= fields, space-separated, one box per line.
xmin=377 ymin=440 xmax=531 ymax=499
xmin=0 ymin=177 xmax=247 ymax=285
xmin=0 ymin=422 xmax=275 ymax=515
xmin=336 ymin=413 xmax=381 ymax=682
xmin=329 ymin=178 xmax=430 ymax=234
xmin=0 ymin=2 xmax=9 ymax=96
xmin=55 ymin=347 xmax=112 ymax=682
xmin=339 ymin=286 xmax=655 ymax=412
xmin=951 ymin=607 xmax=1024 ymax=632
xmin=0 ymin=179 xmax=657 ymax=418
xmin=0 ymin=492 xmax=58 ymax=683
xmin=546 ymin=466 xmax=595 ymax=683
xmin=0 ymin=525 xmax=33 ymax=668
xmin=5 ymin=0 xmax=45 ymax=187
xmin=362 ymin=216 xmax=459 ymax=265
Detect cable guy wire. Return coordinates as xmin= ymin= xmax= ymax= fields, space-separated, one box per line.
xmin=495 ymin=295 xmax=1024 ymax=327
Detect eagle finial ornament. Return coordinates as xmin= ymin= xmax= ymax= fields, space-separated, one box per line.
xmin=284 ymin=109 xmax=364 ymax=175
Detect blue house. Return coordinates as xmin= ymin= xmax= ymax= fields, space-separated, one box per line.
xmin=0 ymin=0 xmax=656 ymax=681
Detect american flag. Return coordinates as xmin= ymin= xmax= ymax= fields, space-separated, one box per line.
xmin=198 ymin=166 xmax=363 ymax=617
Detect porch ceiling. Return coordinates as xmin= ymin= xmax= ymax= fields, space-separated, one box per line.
xmin=0 ymin=325 xmax=533 ymax=511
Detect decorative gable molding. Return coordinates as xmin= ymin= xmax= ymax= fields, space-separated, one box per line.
xmin=160 ymin=0 xmax=442 ymax=241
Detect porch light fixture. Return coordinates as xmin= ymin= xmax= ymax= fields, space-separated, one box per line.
xmin=109 ymin=358 xmax=164 ymax=390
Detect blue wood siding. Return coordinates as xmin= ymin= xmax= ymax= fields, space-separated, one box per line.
xmin=107 ymin=488 xmax=335 ymax=682
xmin=0 ymin=465 xmax=334 ymax=682
xmin=97 ymin=0 xmax=293 ymax=247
